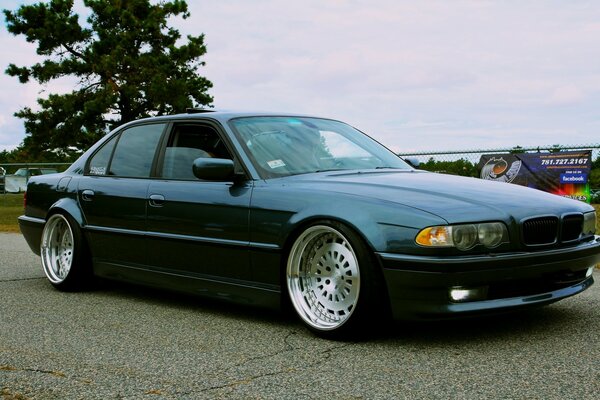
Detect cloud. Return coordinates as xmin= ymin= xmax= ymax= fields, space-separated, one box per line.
xmin=2 ymin=0 xmax=600 ymax=153
xmin=546 ymin=85 xmax=585 ymax=106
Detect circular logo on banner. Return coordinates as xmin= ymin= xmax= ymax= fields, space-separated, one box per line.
xmin=481 ymin=157 xmax=522 ymax=183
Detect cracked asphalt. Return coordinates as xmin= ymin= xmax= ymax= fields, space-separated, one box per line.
xmin=1 ymin=232 xmax=599 ymax=399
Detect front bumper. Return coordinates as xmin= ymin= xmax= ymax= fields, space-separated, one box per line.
xmin=377 ymin=236 xmax=600 ymax=320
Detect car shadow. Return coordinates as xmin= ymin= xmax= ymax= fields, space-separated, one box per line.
xmin=91 ymin=278 xmax=294 ymax=326
xmin=85 ymin=278 xmax=591 ymax=344
xmin=371 ymin=304 xmax=590 ymax=344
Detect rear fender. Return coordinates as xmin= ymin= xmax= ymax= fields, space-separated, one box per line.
xmin=48 ymin=197 xmax=86 ymax=227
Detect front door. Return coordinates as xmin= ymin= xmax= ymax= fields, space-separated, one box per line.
xmin=145 ymin=122 xmax=253 ymax=281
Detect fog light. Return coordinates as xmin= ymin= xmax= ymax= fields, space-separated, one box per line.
xmin=586 ymin=266 xmax=595 ymax=278
xmin=449 ymin=286 xmax=488 ymax=302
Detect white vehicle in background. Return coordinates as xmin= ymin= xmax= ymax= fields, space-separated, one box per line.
xmin=0 ymin=167 xmax=5 ymax=192
xmin=3 ymin=167 xmax=58 ymax=193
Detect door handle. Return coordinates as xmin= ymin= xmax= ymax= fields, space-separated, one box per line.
xmin=81 ymin=189 xmax=95 ymax=201
xmin=148 ymin=194 xmax=165 ymax=207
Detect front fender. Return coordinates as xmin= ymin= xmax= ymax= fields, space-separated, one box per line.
xmin=249 ymin=184 xmax=447 ymax=253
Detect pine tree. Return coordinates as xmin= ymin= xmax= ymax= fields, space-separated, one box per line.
xmin=4 ymin=0 xmax=212 ymax=157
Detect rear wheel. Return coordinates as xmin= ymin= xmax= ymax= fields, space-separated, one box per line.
xmin=40 ymin=213 xmax=91 ymax=291
xmin=286 ymin=221 xmax=384 ymax=337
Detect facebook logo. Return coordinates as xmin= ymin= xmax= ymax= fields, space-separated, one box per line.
xmin=560 ymin=173 xmax=587 ymax=183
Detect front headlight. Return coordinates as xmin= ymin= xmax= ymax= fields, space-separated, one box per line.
xmin=583 ymin=211 xmax=597 ymax=236
xmin=452 ymin=224 xmax=478 ymax=250
xmin=416 ymin=222 xmax=509 ymax=250
xmin=478 ymin=222 xmax=507 ymax=247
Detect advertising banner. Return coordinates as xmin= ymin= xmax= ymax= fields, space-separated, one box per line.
xmin=478 ymin=150 xmax=592 ymax=203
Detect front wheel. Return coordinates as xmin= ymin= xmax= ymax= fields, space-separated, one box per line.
xmin=40 ymin=213 xmax=92 ymax=291
xmin=286 ymin=222 xmax=385 ymax=337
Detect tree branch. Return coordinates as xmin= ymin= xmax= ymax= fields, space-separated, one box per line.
xmin=81 ymin=81 xmax=103 ymax=92
xmin=61 ymin=43 xmax=87 ymax=62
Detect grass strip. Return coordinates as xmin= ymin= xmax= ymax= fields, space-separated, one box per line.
xmin=0 ymin=194 xmax=23 ymax=233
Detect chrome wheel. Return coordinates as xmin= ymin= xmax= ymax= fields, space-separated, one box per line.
xmin=41 ymin=214 xmax=75 ymax=284
xmin=287 ymin=225 xmax=360 ymax=331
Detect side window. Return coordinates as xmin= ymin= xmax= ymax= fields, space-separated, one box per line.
xmin=88 ymin=134 xmax=118 ymax=176
xmin=161 ymin=124 xmax=232 ymax=180
xmin=109 ymin=124 xmax=165 ymax=178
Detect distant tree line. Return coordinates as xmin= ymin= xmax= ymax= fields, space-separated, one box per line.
xmin=590 ymin=156 xmax=600 ymax=189
xmin=418 ymin=158 xmax=480 ymax=178
xmin=0 ymin=146 xmax=74 ymax=165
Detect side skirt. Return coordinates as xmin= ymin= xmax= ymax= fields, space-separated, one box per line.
xmin=93 ymin=260 xmax=282 ymax=310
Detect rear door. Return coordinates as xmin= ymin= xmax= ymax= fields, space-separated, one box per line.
xmin=78 ymin=122 xmax=166 ymax=266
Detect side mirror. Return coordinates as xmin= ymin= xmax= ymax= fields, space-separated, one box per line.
xmin=192 ymin=158 xmax=235 ymax=181
xmin=404 ymin=157 xmax=420 ymax=168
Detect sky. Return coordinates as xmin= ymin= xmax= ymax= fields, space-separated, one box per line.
xmin=1 ymin=0 xmax=600 ymax=154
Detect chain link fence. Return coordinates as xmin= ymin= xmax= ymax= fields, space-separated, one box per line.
xmin=398 ymin=143 xmax=600 ymax=165
xmin=399 ymin=144 xmax=600 ymax=174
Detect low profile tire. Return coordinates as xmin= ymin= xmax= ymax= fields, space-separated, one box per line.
xmin=40 ymin=213 xmax=92 ymax=291
xmin=286 ymin=221 xmax=386 ymax=338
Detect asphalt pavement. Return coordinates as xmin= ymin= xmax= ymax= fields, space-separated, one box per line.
xmin=1 ymin=232 xmax=599 ymax=399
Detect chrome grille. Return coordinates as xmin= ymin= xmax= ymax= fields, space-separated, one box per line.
xmin=522 ymin=217 xmax=558 ymax=245
xmin=561 ymin=215 xmax=583 ymax=242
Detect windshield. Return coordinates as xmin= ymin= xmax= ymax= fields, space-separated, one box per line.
xmin=229 ymin=117 xmax=411 ymax=178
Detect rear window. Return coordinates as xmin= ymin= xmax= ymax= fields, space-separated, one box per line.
xmin=87 ymin=123 xmax=165 ymax=178
xmin=109 ymin=124 xmax=165 ymax=177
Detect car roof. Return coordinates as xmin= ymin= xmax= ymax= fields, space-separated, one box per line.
xmin=121 ymin=110 xmax=331 ymax=127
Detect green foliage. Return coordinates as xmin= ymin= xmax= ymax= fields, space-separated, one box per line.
xmin=0 ymin=145 xmax=79 ymax=165
xmin=592 ymin=154 xmax=600 ymax=170
xmin=4 ymin=0 xmax=212 ymax=158
xmin=549 ymin=145 xmax=563 ymax=153
xmin=0 ymin=150 xmax=10 ymax=164
xmin=418 ymin=158 xmax=479 ymax=178
xmin=509 ymin=146 xmax=524 ymax=154
xmin=590 ymin=155 xmax=600 ymax=189
xmin=0 ymin=194 xmax=25 ymax=233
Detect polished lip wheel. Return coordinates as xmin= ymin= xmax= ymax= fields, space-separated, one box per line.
xmin=41 ymin=214 xmax=74 ymax=284
xmin=287 ymin=225 xmax=360 ymax=330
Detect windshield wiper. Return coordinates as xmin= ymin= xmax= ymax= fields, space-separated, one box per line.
xmin=314 ymin=168 xmax=345 ymax=173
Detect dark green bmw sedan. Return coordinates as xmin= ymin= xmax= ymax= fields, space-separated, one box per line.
xmin=18 ymin=110 xmax=600 ymax=337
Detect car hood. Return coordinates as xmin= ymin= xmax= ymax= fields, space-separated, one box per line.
xmin=286 ymin=170 xmax=593 ymax=224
